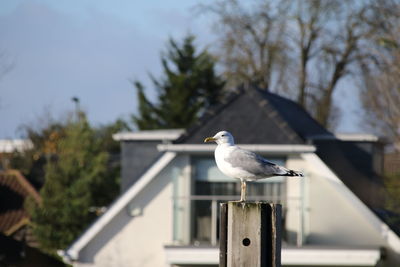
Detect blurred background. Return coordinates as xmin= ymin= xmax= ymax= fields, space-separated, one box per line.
xmin=1 ymin=0 xmax=400 ymax=266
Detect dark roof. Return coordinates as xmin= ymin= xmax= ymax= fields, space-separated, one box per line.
xmin=314 ymin=140 xmax=384 ymax=208
xmin=176 ymin=89 xmax=331 ymax=144
xmin=257 ymin=90 xmax=331 ymax=139
xmin=0 ymin=170 xmax=41 ymax=235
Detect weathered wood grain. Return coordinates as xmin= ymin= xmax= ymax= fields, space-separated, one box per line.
xmin=219 ymin=202 xmax=281 ymax=267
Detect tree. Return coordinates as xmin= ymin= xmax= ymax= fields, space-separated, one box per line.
xmin=27 ymin=113 xmax=117 ymax=250
xmin=200 ymin=0 xmax=290 ymax=91
xmin=359 ymin=0 xmax=400 ymax=150
xmin=357 ymin=0 xmax=400 ymax=226
xmin=201 ymin=0 xmax=379 ymax=129
xmin=0 ymin=51 xmax=13 ymax=80
xmin=11 ymin=111 xmax=128 ymax=192
xmin=95 ymin=118 xmax=130 ymax=204
xmin=10 ymin=116 xmax=66 ymax=188
xmin=385 ymin=172 xmax=400 ymax=223
xmin=10 ymin=104 xmax=129 ymax=251
xmin=132 ymin=35 xmax=225 ymax=130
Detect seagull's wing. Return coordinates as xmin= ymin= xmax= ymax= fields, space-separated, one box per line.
xmin=224 ymin=147 xmax=287 ymax=178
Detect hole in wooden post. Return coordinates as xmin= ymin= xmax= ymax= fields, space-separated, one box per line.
xmin=242 ymin=238 xmax=251 ymax=246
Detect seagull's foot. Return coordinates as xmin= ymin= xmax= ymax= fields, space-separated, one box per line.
xmin=231 ymin=199 xmax=245 ymax=203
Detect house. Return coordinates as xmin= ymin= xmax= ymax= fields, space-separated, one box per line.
xmin=0 ymin=169 xmax=65 ymax=266
xmin=384 ymin=150 xmax=400 ymax=175
xmin=0 ymin=169 xmax=41 ymax=247
xmin=0 ymin=139 xmax=33 ymax=170
xmin=62 ymin=89 xmax=400 ymax=266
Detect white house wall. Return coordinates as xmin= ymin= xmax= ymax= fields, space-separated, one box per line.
xmin=285 ymin=155 xmax=307 ymax=245
xmin=306 ymin=171 xmax=384 ymax=246
xmin=75 ymin=156 xmax=187 ymax=267
xmin=301 ymin=153 xmax=385 ymax=247
xmin=172 ymin=155 xmax=191 ymax=244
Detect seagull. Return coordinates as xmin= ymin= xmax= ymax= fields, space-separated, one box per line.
xmin=204 ymin=131 xmax=303 ymax=202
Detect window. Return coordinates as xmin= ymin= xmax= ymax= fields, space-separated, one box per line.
xmin=192 ymin=156 xmax=285 ymax=199
xmin=190 ymin=156 xmax=286 ymax=245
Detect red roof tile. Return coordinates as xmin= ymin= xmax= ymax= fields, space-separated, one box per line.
xmin=0 ymin=170 xmax=41 ymax=234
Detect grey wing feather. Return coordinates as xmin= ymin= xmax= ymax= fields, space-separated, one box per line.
xmin=225 ymin=148 xmax=286 ymax=177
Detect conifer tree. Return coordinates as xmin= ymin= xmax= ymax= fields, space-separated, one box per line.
xmin=132 ymin=35 xmax=225 ymax=129
xmin=28 ymin=113 xmax=115 ymax=250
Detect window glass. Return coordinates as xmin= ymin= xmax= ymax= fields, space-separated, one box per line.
xmin=189 ymin=156 xmax=287 ymax=244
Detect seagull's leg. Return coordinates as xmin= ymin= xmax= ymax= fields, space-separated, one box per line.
xmin=243 ymin=180 xmax=247 ymax=201
xmin=240 ymin=179 xmax=247 ymax=202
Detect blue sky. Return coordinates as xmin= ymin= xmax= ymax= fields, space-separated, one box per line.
xmin=0 ymin=0 xmax=362 ymax=138
xmin=0 ymin=0 xmax=215 ymax=138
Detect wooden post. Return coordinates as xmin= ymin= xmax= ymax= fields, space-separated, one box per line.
xmin=219 ymin=202 xmax=282 ymax=267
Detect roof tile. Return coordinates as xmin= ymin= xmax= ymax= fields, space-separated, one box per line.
xmin=0 ymin=170 xmax=41 ymax=234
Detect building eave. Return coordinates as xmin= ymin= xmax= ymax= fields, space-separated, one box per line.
xmin=164 ymin=246 xmax=381 ymax=266
xmin=0 ymin=139 xmax=33 ymax=153
xmin=113 ymin=129 xmax=184 ymax=141
xmin=157 ymin=144 xmax=316 ymax=154
xmin=282 ymin=247 xmax=381 ymax=266
xmin=309 ymin=133 xmax=380 ymax=142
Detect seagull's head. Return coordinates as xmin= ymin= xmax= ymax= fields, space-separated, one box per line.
xmin=204 ymin=131 xmax=234 ymax=145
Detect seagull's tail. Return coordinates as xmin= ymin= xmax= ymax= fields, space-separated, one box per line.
xmin=283 ymin=169 xmax=303 ymax=177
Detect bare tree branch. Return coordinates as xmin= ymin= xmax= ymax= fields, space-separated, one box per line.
xmin=358 ymin=0 xmax=400 ymax=150
xmin=201 ymin=0 xmax=389 ymax=130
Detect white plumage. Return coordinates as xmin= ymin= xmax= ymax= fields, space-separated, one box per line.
xmin=204 ymin=131 xmax=303 ymax=201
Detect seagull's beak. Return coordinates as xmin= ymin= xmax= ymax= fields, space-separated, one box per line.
xmin=204 ymin=137 xmax=217 ymax=143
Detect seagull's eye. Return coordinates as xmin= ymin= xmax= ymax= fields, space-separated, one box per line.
xmin=221 ymin=134 xmax=226 ymax=137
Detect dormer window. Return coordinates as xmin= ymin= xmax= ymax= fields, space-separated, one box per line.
xmin=172 ymin=156 xmax=286 ymax=245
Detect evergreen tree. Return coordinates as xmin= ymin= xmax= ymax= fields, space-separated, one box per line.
xmin=28 ymin=113 xmax=117 ymax=250
xmin=132 ymin=35 xmax=225 ymax=129
xmin=10 ymin=121 xmax=66 ymax=188
xmin=11 ymin=113 xmax=128 ymax=199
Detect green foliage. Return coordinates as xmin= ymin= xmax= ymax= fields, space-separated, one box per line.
xmin=385 ymin=172 xmax=400 ymax=224
xmin=132 ymin=35 xmax=225 ymax=130
xmin=10 ymin=122 xmax=66 ymax=188
xmin=28 ymin=115 xmax=103 ymax=250
xmin=93 ymin=119 xmax=130 ymax=205
xmin=96 ymin=118 xmax=130 ymax=154
xmin=19 ymin=113 xmax=129 ymax=251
